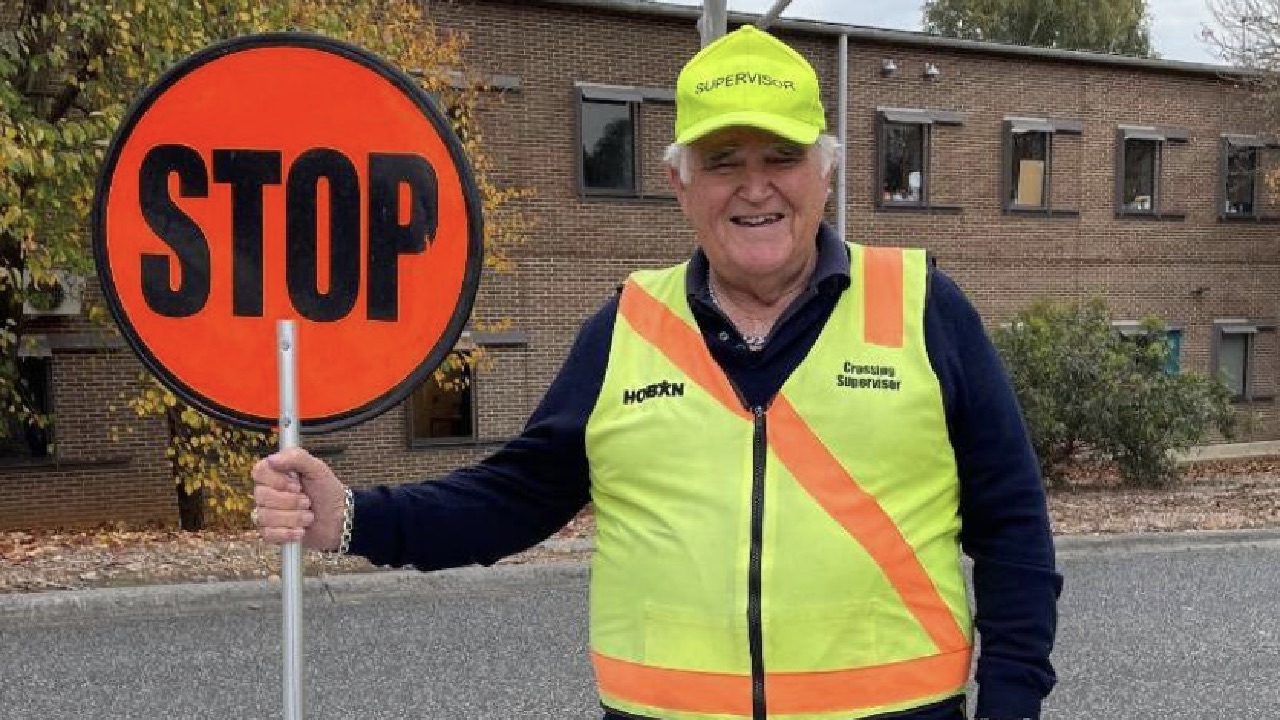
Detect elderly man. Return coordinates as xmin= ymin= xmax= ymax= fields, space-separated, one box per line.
xmin=252 ymin=25 xmax=1059 ymax=720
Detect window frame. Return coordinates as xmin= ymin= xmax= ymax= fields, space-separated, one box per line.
xmin=1218 ymin=134 xmax=1280 ymax=222
xmin=1001 ymin=117 xmax=1082 ymax=216
xmin=575 ymin=82 xmax=675 ymax=200
xmin=0 ymin=346 xmax=55 ymax=465
xmin=1114 ymin=125 xmax=1188 ymax=220
xmin=1113 ymin=321 xmax=1183 ymax=375
xmin=874 ymin=108 xmax=965 ymax=213
xmin=406 ymin=349 xmax=479 ymax=448
xmin=1212 ymin=320 xmax=1277 ymax=403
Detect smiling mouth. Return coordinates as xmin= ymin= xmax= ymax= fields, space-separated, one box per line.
xmin=731 ymin=213 xmax=785 ymax=227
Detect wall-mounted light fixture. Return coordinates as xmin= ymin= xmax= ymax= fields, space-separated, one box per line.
xmin=1190 ymin=286 xmax=1210 ymax=298
xmin=923 ymin=63 xmax=941 ymax=80
xmin=880 ymin=59 xmax=897 ymax=76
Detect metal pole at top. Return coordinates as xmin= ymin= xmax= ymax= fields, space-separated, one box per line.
xmin=278 ymin=320 xmax=304 ymax=720
xmin=756 ymin=0 xmax=794 ymax=31
xmin=837 ymin=33 xmax=849 ymax=240
xmin=699 ymin=0 xmax=727 ymax=46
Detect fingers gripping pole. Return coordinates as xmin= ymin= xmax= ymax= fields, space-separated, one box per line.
xmin=278 ymin=320 xmax=304 ymax=719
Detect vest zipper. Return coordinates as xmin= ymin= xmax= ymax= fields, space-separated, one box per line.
xmin=748 ymin=405 xmax=767 ymax=720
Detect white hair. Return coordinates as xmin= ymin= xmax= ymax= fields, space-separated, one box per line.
xmin=663 ymin=133 xmax=842 ymax=185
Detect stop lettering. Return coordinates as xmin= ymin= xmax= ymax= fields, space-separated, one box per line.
xmin=93 ymin=34 xmax=483 ymax=433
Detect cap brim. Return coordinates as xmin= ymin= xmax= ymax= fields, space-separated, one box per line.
xmin=676 ymin=110 xmax=822 ymax=145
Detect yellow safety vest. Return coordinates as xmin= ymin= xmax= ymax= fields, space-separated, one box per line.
xmin=584 ymin=243 xmax=974 ymax=720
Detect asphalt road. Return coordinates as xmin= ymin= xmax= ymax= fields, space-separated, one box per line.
xmin=2 ymin=541 xmax=1279 ymax=719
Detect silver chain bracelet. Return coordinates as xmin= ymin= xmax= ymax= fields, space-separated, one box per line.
xmin=334 ymin=486 xmax=354 ymax=555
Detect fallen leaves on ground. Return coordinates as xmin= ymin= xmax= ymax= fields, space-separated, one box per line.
xmin=4 ymin=460 xmax=1280 ymax=594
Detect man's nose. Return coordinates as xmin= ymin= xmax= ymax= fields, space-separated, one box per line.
xmin=739 ymin=166 xmax=775 ymax=203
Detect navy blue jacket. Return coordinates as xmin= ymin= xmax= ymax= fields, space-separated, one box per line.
xmin=350 ymin=224 xmax=1062 ymax=720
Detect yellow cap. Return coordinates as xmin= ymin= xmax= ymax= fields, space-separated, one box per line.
xmin=675 ymin=25 xmax=826 ymax=145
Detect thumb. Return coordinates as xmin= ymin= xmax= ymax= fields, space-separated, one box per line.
xmin=266 ymin=447 xmax=330 ymax=482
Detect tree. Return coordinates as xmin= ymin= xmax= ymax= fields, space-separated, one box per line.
xmin=1205 ymin=1 xmax=1280 ymax=125
xmin=923 ymin=0 xmax=1155 ymax=57
xmin=991 ymin=298 xmax=1236 ymax=486
xmin=3 ymin=0 xmax=529 ymax=527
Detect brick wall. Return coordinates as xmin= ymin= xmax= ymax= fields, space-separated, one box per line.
xmin=0 ymin=351 xmax=173 ymax=528
xmin=4 ymin=0 xmax=1280 ymax=528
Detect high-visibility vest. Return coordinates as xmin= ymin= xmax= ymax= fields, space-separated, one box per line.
xmin=584 ymin=243 xmax=973 ymax=720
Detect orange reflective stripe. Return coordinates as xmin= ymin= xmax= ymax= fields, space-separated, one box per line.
xmin=768 ymin=396 xmax=969 ymax=654
xmin=862 ymin=246 xmax=904 ymax=348
xmin=618 ymin=280 xmax=751 ymax=420
xmin=594 ymin=652 xmax=753 ymax=716
xmin=594 ymin=648 xmax=970 ymax=716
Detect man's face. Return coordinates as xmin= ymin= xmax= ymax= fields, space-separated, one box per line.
xmin=670 ymin=126 xmax=831 ymax=285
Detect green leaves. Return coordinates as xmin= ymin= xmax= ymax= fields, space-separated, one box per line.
xmin=922 ymin=0 xmax=1155 ymax=57
xmin=993 ymin=298 xmax=1236 ymax=486
xmin=2 ymin=0 xmax=529 ymax=525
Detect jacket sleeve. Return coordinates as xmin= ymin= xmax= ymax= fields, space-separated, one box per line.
xmin=346 ymin=295 xmax=619 ymax=570
xmin=924 ymin=270 xmax=1063 ymax=719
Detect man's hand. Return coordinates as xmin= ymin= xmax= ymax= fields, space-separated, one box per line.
xmin=251 ymin=447 xmax=348 ymax=551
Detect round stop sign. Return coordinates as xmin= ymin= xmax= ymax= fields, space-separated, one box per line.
xmin=93 ymin=34 xmax=483 ymax=433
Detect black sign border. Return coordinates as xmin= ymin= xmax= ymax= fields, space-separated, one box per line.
xmin=92 ymin=32 xmax=484 ymax=435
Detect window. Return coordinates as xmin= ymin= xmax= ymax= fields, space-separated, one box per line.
xmin=1225 ymin=145 xmax=1257 ymax=216
xmin=1218 ymin=330 xmax=1251 ymax=400
xmin=881 ymin=122 xmax=927 ymax=205
xmin=577 ymin=83 xmax=674 ymax=197
xmin=1002 ymin=117 xmax=1082 ymax=213
xmin=1115 ymin=125 xmax=1187 ymax=218
xmin=581 ymin=100 xmax=636 ymax=193
xmin=408 ymin=351 xmax=475 ymax=444
xmin=0 ymin=356 xmax=53 ymax=460
xmin=1122 ymin=138 xmax=1158 ymax=212
xmin=1214 ymin=321 xmax=1276 ymax=402
xmin=1115 ymin=322 xmax=1182 ymax=375
xmin=875 ymin=108 xmax=964 ymax=211
xmin=1011 ymin=131 xmax=1048 ymax=207
xmin=1219 ymin=135 xmax=1276 ymax=219
xmin=1164 ymin=328 xmax=1182 ymax=375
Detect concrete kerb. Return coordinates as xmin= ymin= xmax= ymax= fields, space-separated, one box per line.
xmin=5 ymin=531 xmax=1280 ymax=625
xmin=1054 ymin=528 xmax=1280 ymax=559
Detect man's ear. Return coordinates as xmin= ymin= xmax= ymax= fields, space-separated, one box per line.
xmin=666 ymin=163 xmax=684 ymax=194
xmin=667 ymin=163 xmax=692 ymax=218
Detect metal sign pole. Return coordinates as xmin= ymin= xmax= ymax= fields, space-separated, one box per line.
xmin=756 ymin=0 xmax=794 ymax=31
xmin=278 ymin=320 xmax=304 ymax=720
xmin=699 ymin=0 xmax=727 ymax=46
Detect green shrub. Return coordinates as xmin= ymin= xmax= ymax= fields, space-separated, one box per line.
xmin=991 ymin=297 xmax=1236 ymax=486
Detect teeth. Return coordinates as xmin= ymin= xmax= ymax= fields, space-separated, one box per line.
xmin=733 ymin=213 xmax=783 ymax=227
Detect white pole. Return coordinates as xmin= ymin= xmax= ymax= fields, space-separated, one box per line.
xmin=757 ymin=0 xmax=794 ymax=31
xmin=838 ymin=33 xmax=849 ymax=240
xmin=699 ymin=0 xmax=728 ymax=46
xmin=278 ymin=320 xmax=303 ymax=720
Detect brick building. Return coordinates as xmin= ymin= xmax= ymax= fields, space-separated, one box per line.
xmin=3 ymin=0 xmax=1279 ymax=529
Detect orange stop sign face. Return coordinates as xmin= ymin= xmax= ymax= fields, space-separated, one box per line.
xmin=93 ymin=34 xmax=482 ymax=433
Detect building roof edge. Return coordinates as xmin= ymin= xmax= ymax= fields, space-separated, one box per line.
xmin=525 ymin=0 xmax=1251 ymax=79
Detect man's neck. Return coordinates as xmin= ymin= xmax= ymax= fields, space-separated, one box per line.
xmin=707 ymin=253 xmax=817 ymax=335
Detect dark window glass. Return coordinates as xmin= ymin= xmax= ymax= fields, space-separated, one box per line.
xmin=1218 ymin=332 xmax=1250 ymax=399
xmin=1226 ymin=146 xmax=1257 ymax=216
xmin=581 ymin=100 xmax=636 ymax=193
xmin=409 ymin=351 xmax=475 ymax=443
xmin=1165 ymin=329 xmax=1182 ymax=375
xmin=1123 ymin=138 xmax=1158 ymax=212
xmin=881 ymin=122 xmax=925 ymax=204
xmin=0 ymin=357 xmax=52 ymax=460
xmin=1011 ymin=131 xmax=1049 ymax=207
